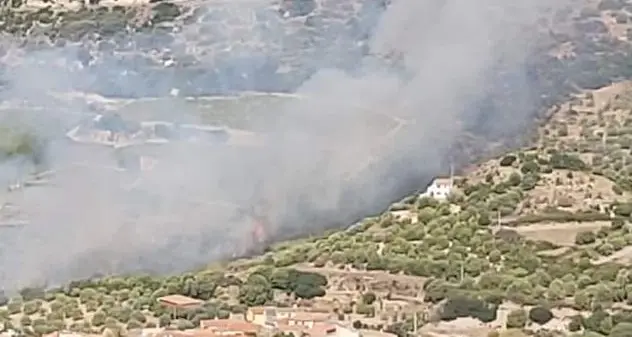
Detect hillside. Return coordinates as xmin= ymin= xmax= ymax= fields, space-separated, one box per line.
xmin=0 ymin=82 xmax=632 ymax=336
xmin=7 ymin=81 xmax=632 ymax=337
xmin=5 ymin=1 xmax=632 ymax=337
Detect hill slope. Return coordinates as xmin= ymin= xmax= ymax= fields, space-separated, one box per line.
xmin=7 ymin=1 xmax=632 ymax=337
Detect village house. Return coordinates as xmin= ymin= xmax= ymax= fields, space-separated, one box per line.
xmin=286 ymin=312 xmax=331 ymax=328
xmin=275 ymin=322 xmax=360 ymax=337
xmin=246 ymin=306 xmax=294 ymax=326
xmin=420 ymin=177 xmax=454 ymax=201
xmin=44 ymin=307 xmax=358 ymax=337
xmin=200 ymin=319 xmax=261 ymax=336
xmin=43 ymin=332 xmax=102 ymax=337
xmin=157 ymin=294 xmax=204 ymax=318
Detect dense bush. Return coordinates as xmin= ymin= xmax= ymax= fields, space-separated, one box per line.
xmin=550 ymin=153 xmax=587 ymax=170
xmin=576 ymin=231 xmax=597 ymax=245
xmin=529 ymin=307 xmax=554 ymax=325
xmin=506 ymin=309 xmax=527 ymax=329
xmin=439 ymin=296 xmax=497 ymax=323
xmin=499 ymin=155 xmax=517 ymax=167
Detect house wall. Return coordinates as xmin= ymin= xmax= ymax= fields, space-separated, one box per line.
xmin=288 ymin=320 xmax=315 ymax=328
xmin=249 ymin=314 xmax=267 ymax=326
xmin=333 ymin=326 xmax=360 ymax=337
xmin=422 ymin=182 xmax=452 ymax=200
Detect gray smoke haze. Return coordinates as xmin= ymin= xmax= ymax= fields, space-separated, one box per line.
xmin=0 ymin=0 xmax=567 ymax=289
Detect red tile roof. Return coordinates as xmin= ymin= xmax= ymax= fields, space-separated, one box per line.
xmin=305 ymin=323 xmax=337 ymax=337
xmin=200 ymin=319 xmax=260 ymax=333
xmin=276 ymin=324 xmax=307 ymax=335
xmin=289 ymin=312 xmax=331 ymax=322
xmin=154 ymin=330 xmax=220 ymax=337
xmin=248 ymin=307 xmax=265 ymax=314
xmin=157 ymin=294 xmax=204 ymax=307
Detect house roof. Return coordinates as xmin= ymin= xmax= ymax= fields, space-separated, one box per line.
xmin=432 ymin=177 xmax=453 ymax=185
xmin=275 ymin=324 xmax=306 ymax=334
xmin=154 ymin=330 xmax=220 ymax=337
xmin=289 ymin=312 xmax=331 ymax=322
xmin=157 ymin=294 xmax=204 ymax=307
xmin=43 ymin=332 xmax=102 ymax=337
xmin=305 ymin=323 xmax=337 ymax=337
xmin=248 ymin=307 xmax=266 ymax=314
xmin=200 ymin=319 xmax=260 ymax=333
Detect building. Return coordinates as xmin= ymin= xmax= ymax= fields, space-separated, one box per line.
xmin=420 ymin=177 xmax=453 ymax=201
xmin=286 ymin=312 xmax=331 ymax=328
xmin=157 ymin=294 xmax=204 ymax=318
xmin=200 ymin=319 xmax=261 ymax=336
xmin=246 ymin=307 xmax=290 ymax=326
xmin=275 ymin=322 xmax=359 ymax=337
xmin=42 ymin=332 xmax=101 ymax=337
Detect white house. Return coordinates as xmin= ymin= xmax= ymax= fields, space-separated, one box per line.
xmin=420 ymin=177 xmax=453 ymax=201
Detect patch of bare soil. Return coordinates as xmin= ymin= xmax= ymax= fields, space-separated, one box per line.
xmin=512 ymin=221 xmax=610 ymax=246
xmin=520 ymin=170 xmax=622 ymax=214
xmin=593 ymin=245 xmax=632 ymax=265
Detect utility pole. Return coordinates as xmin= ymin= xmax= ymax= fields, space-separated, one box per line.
xmin=413 ymin=311 xmax=418 ymax=336
xmin=496 ymin=210 xmax=501 ymax=231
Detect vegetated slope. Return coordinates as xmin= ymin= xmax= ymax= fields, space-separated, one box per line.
xmin=7 ymin=3 xmax=632 ymax=337
xmin=9 ymin=81 xmax=632 ymax=337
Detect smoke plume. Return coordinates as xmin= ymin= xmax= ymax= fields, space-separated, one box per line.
xmin=0 ymin=0 xmax=567 ymax=289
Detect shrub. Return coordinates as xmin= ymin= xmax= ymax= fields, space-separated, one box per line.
xmin=575 ymin=231 xmax=597 ymax=245
xmin=614 ymin=203 xmax=632 ymax=217
xmin=355 ymin=303 xmax=375 ymax=317
xmin=507 ymin=172 xmax=522 ymax=186
xmin=22 ymin=301 xmax=41 ymax=315
xmin=362 ymin=292 xmax=377 ymax=305
xmin=506 ymin=309 xmax=527 ymax=329
xmin=611 ymin=322 xmax=632 ymax=337
xmin=440 ymin=296 xmax=497 ymax=323
xmin=612 ymin=218 xmax=625 ymax=230
xmin=158 ymin=314 xmax=171 ymax=327
xmin=529 ymin=306 xmax=554 ymax=325
xmin=550 ymin=153 xmax=587 ymax=170
xmin=499 ymin=155 xmax=517 ymax=167
xmin=521 ymin=161 xmax=540 ymax=174
xmin=7 ymin=301 xmax=21 ymax=315
xmin=176 ymin=319 xmax=195 ymax=331
xmin=127 ymin=319 xmax=143 ymax=330
xmin=568 ymin=315 xmax=582 ymax=332
xmin=92 ymin=311 xmax=107 ymax=327
xmin=20 ymin=315 xmax=32 ymax=327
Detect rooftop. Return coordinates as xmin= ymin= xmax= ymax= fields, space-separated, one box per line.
xmin=289 ymin=312 xmax=331 ymax=322
xmin=153 ymin=331 xmax=219 ymax=337
xmin=275 ymin=323 xmax=337 ymax=337
xmin=305 ymin=323 xmax=337 ymax=337
xmin=157 ymin=294 xmax=204 ymax=307
xmin=200 ymin=319 xmax=260 ymax=333
xmin=432 ymin=177 xmax=453 ymax=185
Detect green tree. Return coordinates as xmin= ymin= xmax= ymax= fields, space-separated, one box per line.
xmin=92 ymin=311 xmax=107 ymax=327
xmin=505 ymin=309 xmax=527 ymax=329
xmin=528 ymin=307 xmax=553 ymax=325
xmin=575 ymin=231 xmax=597 ymax=245
xmin=158 ymin=314 xmax=171 ymax=328
xmin=362 ymin=292 xmax=377 ymax=305
xmin=611 ymin=322 xmax=632 ymax=337
xmin=237 ymin=274 xmax=273 ymax=306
